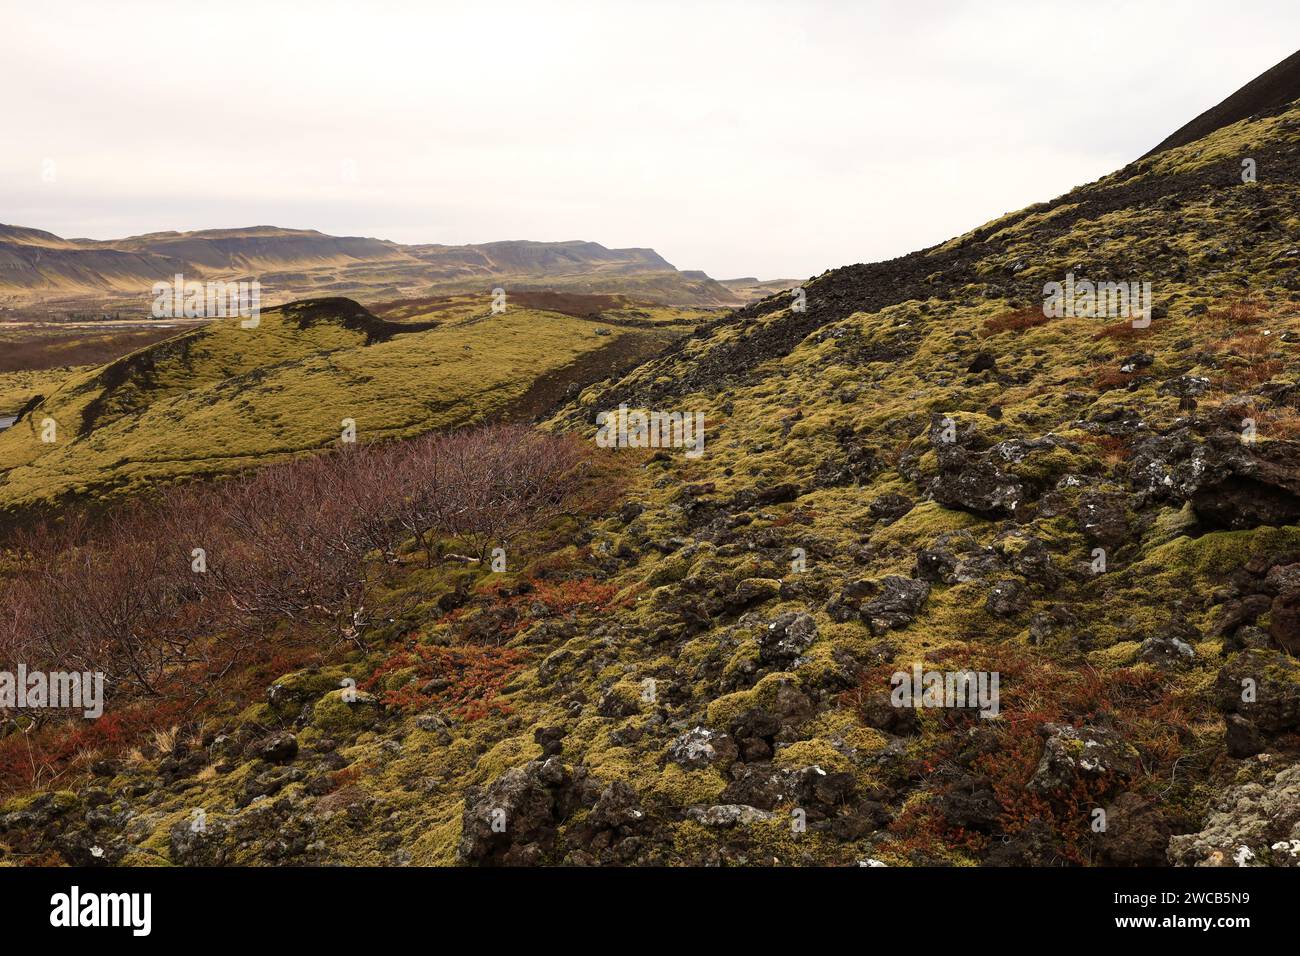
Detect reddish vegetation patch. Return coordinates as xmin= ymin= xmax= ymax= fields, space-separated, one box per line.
xmin=1233 ymin=402 xmax=1300 ymax=441
xmin=527 ymin=578 xmax=621 ymax=614
xmin=847 ymin=644 xmax=1206 ymax=864
xmin=1081 ymin=433 xmax=1132 ymax=466
xmin=0 ymin=424 xmax=602 ymax=796
xmin=1212 ymin=300 xmax=1267 ymax=327
xmin=982 ymin=308 xmax=1050 ymax=336
xmin=771 ymin=508 xmax=817 ymax=528
xmin=0 ymin=698 xmax=192 ymax=794
xmin=463 ymin=576 xmax=624 ymax=641
xmin=1092 ymin=320 xmax=1145 ymax=341
xmin=1211 ymin=332 xmax=1284 ymax=390
xmin=1089 ymin=364 xmax=1135 ymax=392
xmin=363 ymin=644 xmax=526 ymax=721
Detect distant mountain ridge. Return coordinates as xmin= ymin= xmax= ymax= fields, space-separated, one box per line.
xmin=0 ymin=225 xmax=751 ymax=307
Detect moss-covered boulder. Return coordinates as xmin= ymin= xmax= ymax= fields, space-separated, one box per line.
xmin=311 ymin=688 xmax=383 ymax=737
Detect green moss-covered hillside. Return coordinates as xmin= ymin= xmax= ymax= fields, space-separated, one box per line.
xmin=0 ymin=296 xmax=695 ymax=514
xmin=6 ymin=93 xmax=1300 ymax=870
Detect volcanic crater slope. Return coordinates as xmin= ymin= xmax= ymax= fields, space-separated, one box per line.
xmin=0 ymin=295 xmax=695 ymax=516
xmin=6 ymin=56 xmax=1300 ymax=868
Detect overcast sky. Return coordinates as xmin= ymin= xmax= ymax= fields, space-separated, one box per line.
xmin=3 ymin=1 xmax=1298 ymax=280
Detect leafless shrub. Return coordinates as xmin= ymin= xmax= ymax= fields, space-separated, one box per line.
xmin=5 ymin=506 xmax=194 ymax=695
xmin=0 ymin=424 xmax=593 ymax=704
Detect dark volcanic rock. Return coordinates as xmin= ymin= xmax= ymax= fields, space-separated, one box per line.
xmin=721 ymin=764 xmax=856 ymax=816
xmin=1138 ymin=634 xmax=1197 ymax=668
xmin=860 ymin=576 xmax=931 ymax=634
xmin=928 ymin=447 xmax=1024 ymax=517
xmin=666 ymin=727 xmax=739 ymax=770
xmin=1027 ymin=723 xmax=1138 ymax=796
xmin=1129 ymin=432 xmax=1300 ymax=529
xmin=251 ymin=731 xmax=299 ymax=764
xmin=758 ymin=611 xmax=818 ymax=665
xmin=1268 ymin=566 xmax=1300 ymax=655
xmin=1191 ymin=437 xmax=1300 ymax=530
xmin=1095 ymin=792 xmax=1173 ymax=866
xmin=458 ymin=758 xmax=598 ymax=866
xmin=1215 ymin=649 xmax=1300 ymax=752
xmin=868 ymin=492 xmax=914 ymax=525
xmin=985 ymin=579 xmax=1028 ymax=617
xmin=1077 ymin=490 xmax=1130 ymax=548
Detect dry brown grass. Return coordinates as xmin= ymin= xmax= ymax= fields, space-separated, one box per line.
xmin=1081 ymin=433 xmax=1132 ymax=467
xmin=1209 ymin=331 xmax=1284 ymax=390
xmin=1227 ymin=402 xmax=1300 ymax=441
xmin=1089 ymin=364 xmax=1134 ymax=391
xmin=982 ymin=307 xmax=1050 ymax=336
xmin=1092 ymin=320 xmax=1145 ymax=341
xmin=149 ymin=726 xmax=179 ymax=756
xmin=1210 ymin=299 xmax=1268 ymax=331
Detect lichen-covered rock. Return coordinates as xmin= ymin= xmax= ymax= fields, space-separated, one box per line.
xmin=250 ymin=731 xmax=299 ymax=764
xmin=868 ymin=492 xmax=914 ymax=525
xmin=1077 ymin=490 xmax=1130 ymax=548
xmin=721 ymin=763 xmax=855 ymax=814
xmin=1127 ymin=431 xmax=1300 ymax=529
xmin=729 ymin=577 xmax=781 ymax=609
xmin=685 ymin=804 xmax=775 ymax=827
xmin=267 ymin=666 xmax=354 ymax=719
xmin=915 ymin=545 xmax=961 ymax=584
xmin=586 ymin=781 xmax=645 ymax=831
xmin=237 ymin=766 xmax=305 ymax=808
xmin=169 ymin=815 xmax=233 ymax=866
xmin=596 ymin=683 xmax=642 ymax=718
xmin=1124 ymin=430 xmax=1203 ymax=500
xmin=1190 ymin=436 xmax=1300 ymax=530
xmin=914 ymin=531 xmax=980 ymax=584
xmin=1138 ymin=634 xmax=1196 ymax=667
xmin=928 ymin=446 xmax=1024 ymax=518
xmin=985 ymin=579 xmax=1028 ymax=617
xmin=666 ymin=727 xmax=739 ymax=770
xmin=1168 ymin=762 xmax=1300 ymax=866
xmin=0 ymin=791 xmax=81 ymax=857
xmin=1027 ymin=723 xmax=1138 ymax=796
xmin=1213 ymin=593 xmax=1274 ymax=640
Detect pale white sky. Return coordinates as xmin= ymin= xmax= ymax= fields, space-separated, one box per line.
xmin=3 ymin=0 xmax=1298 ymax=279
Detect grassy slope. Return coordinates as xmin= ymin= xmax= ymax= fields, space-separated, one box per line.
xmin=0 ymin=368 xmax=85 ymax=416
xmin=0 ymin=297 xmax=693 ymax=511
xmin=370 ymin=100 xmax=1300 ymax=863
xmin=6 ymin=102 xmax=1300 ymax=867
